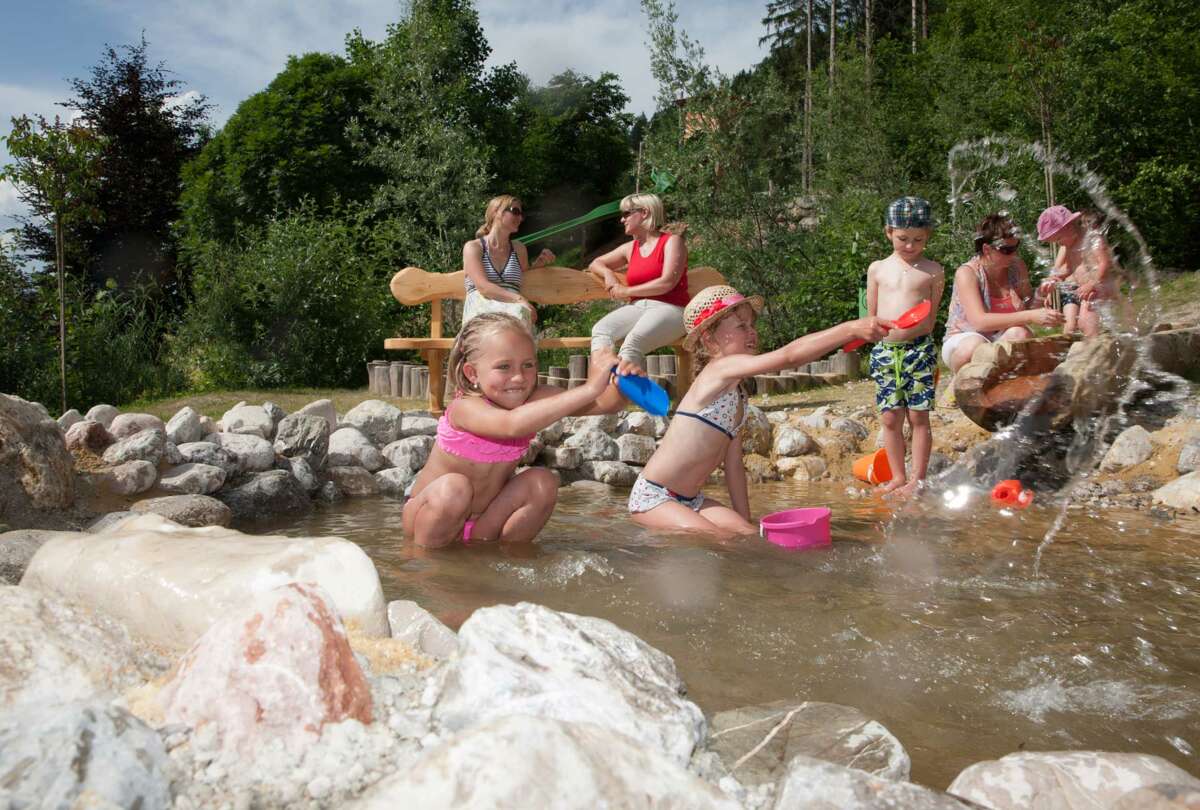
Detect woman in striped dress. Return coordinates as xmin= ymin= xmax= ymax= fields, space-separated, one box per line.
xmin=461 ymin=195 xmax=554 ymax=330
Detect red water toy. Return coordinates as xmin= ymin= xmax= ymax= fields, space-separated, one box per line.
xmin=991 ymin=479 xmax=1034 ymax=508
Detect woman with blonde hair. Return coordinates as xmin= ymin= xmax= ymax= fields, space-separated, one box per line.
xmin=461 ymin=194 xmax=555 ymax=328
xmin=587 ymin=193 xmax=689 ymax=370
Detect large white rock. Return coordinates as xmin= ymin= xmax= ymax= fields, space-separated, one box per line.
xmin=1 ymin=393 xmax=76 ymax=515
xmin=538 ymin=419 xmax=566 ymax=444
xmin=177 ymin=440 xmax=238 ymax=475
xmin=56 ymin=408 xmax=83 ymax=431
xmin=741 ymin=405 xmax=774 ymax=456
xmin=102 ymin=459 xmax=158 ymax=495
xmin=579 ymin=460 xmax=638 ymax=486
xmin=166 ymin=405 xmax=204 ymax=445
xmin=375 ymin=466 xmax=417 ymax=498
xmin=101 ymin=427 xmax=165 ymax=466
xmin=109 ymin=412 xmax=166 ymax=440
xmin=0 ymin=700 xmax=172 ymax=809
xmin=328 ymin=466 xmax=381 ymax=497
xmin=797 ymin=406 xmax=833 ymax=429
xmin=159 ymin=462 xmax=226 ymax=495
xmin=382 ymin=435 xmax=435 ymax=471
xmin=776 ymin=755 xmax=974 ymax=809
xmin=273 ymin=413 xmax=330 ymax=468
xmin=401 ymin=415 xmax=439 ymax=438
xmin=1178 ymin=437 xmax=1200 ymax=474
xmin=774 ymin=426 xmax=816 ymax=457
xmin=708 ymin=701 xmax=910 ymax=787
xmin=433 ymin=602 xmax=706 ymax=766
xmin=353 ymin=716 xmax=740 ymax=809
xmin=84 ymin=403 xmax=119 ymax=427
xmin=616 ymin=433 xmax=656 ymax=464
xmin=221 ymin=403 xmax=275 ymax=439
xmin=563 ymin=427 xmax=619 ymax=461
xmin=1152 ymin=471 xmax=1200 ymax=512
xmin=131 ymin=494 xmax=232 ymax=527
xmin=343 ymin=399 xmax=405 ymax=446
xmin=570 ymin=413 xmax=621 ymax=434
xmin=20 ymin=513 xmax=389 ymax=649
xmin=539 ymin=445 xmax=582 ymax=470
xmin=213 ymin=431 xmax=276 ymax=472
xmin=1100 ymin=425 xmax=1154 ymax=471
xmin=329 ymin=426 xmax=387 ymax=472
xmin=1 ymin=529 xmax=60 ymax=584
xmin=948 ymin=751 xmax=1200 ymax=809
xmin=388 ymin=599 xmax=457 ymax=658
xmin=0 ymin=585 xmax=161 ymax=711
xmin=296 ymin=398 xmax=338 ymax=432
xmin=157 ymin=583 xmax=373 ymax=756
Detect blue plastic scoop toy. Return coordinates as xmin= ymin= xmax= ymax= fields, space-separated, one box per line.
xmin=613 ymin=368 xmax=670 ymax=416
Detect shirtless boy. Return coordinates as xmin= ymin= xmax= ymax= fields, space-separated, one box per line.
xmin=865 ymin=196 xmax=946 ymax=496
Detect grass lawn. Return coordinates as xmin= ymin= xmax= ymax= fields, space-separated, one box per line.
xmin=1136 ymin=269 xmax=1200 ymax=324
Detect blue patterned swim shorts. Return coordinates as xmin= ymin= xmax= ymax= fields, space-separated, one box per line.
xmin=869 ymin=334 xmax=936 ymax=412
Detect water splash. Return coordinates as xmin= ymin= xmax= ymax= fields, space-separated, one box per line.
xmin=931 ymin=136 xmax=1191 ymax=572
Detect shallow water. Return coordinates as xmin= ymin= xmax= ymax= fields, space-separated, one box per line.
xmin=265 ymin=481 xmax=1200 ymax=788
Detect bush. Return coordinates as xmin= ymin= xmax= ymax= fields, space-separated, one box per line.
xmin=0 ymin=267 xmax=183 ymax=411
xmin=174 ymin=207 xmax=407 ymax=389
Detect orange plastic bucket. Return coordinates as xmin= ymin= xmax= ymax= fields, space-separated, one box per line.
xmin=852 ymin=448 xmax=892 ymax=485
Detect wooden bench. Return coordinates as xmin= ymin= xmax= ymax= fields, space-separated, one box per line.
xmin=385 ymin=265 xmax=727 ymax=413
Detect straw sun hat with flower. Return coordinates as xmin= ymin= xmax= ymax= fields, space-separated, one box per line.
xmin=682 ymin=285 xmax=765 ymax=351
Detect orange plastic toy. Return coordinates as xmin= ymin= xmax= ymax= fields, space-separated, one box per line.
xmin=991 ymin=479 xmax=1034 ymax=508
xmin=852 ymin=448 xmax=892 ymax=485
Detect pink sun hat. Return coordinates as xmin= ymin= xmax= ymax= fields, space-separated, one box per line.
xmin=1036 ymin=205 xmax=1083 ymax=241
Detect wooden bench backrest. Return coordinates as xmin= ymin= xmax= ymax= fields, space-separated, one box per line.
xmin=390 ymin=265 xmax=727 ymax=307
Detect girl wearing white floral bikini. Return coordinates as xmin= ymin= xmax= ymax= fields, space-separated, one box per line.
xmin=629 ymin=285 xmax=888 ymax=537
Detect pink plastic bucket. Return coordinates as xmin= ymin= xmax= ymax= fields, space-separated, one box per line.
xmin=759 ymin=507 xmax=832 ymax=549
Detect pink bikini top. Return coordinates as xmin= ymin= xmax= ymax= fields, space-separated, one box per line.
xmin=436 ymin=398 xmax=535 ymax=463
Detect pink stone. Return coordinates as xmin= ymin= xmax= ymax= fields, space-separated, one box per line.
xmin=65 ymin=420 xmax=113 ymax=453
xmin=109 ymin=413 xmax=166 ymax=440
xmin=157 ymin=582 xmax=372 ymax=754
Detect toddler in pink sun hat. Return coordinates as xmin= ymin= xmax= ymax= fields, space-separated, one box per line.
xmin=1037 ymin=205 xmax=1121 ymax=338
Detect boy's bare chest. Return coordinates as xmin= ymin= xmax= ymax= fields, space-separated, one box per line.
xmin=878 ymin=262 xmax=936 ymax=294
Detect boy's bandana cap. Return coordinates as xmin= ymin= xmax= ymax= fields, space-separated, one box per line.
xmin=887 ymin=196 xmax=932 ymax=229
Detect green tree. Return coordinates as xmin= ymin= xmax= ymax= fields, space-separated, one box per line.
xmin=179 ymin=52 xmax=378 ymax=247
xmin=2 ymin=115 xmax=102 ymax=412
xmin=349 ymin=0 xmax=497 ymax=271
xmin=521 ymin=70 xmax=634 ymax=203
xmin=173 ymin=206 xmax=395 ymax=389
xmin=15 ymin=37 xmax=212 ymax=304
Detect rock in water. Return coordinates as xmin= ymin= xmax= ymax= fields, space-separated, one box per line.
xmin=20 ymin=513 xmax=389 ymax=649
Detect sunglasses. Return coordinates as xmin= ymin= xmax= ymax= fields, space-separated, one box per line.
xmin=991 ymin=240 xmax=1020 ymax=255
xmin=619 ymin=208 xmax=645 ymax=220
xmin=505 ymin=206 xmax=523 ymax=216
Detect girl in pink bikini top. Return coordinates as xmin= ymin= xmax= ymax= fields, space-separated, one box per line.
xmin=401 ymin=312 xmax=641 ymax=549
xmin=436 ymin=398 xmax=534 ymax=462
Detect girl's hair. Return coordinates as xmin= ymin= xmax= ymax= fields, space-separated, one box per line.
xmin=447 ymin=312 xmax=534 ymax=396
xmin=973 ymin=213 xmax=1018 ymax=255
xmin=476 ymin=194 xmax=523 ymax=238
xmin=620 ymin=193 xmax=666 ymax=231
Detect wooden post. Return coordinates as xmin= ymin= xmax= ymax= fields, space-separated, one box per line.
xmin=674 ymin=347 xmax=694 ymax=401
xmin=425 ymin=349 xmax=446 ymax=414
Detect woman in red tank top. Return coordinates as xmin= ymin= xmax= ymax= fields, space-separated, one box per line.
xmin=587 ymin=193 xmax=689 ymax=371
